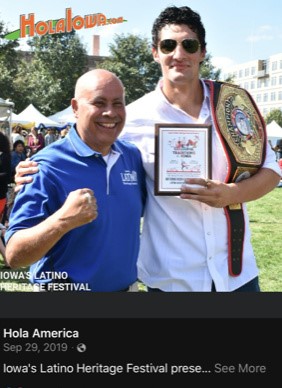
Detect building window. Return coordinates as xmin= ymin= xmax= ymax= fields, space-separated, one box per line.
xmin=250 ymin=81 xmax=255 ymax=89
xmin=257 ymin=94 xmax=261 ymax=103
xmin=263 ymin=93 xmax=268 ymax=102
xmin=239 ymin=69 xmax=243 ymax=78
xmin=271 ymin=92 xmax=276 ymax=101
xmin=271 ymin=77 xmax=277 ymax=86
xmin=251 ymin=66 xmax=255 ymax=75
xmin=272 ymin=61 xmax=277 ymax=71
xmin=278 ymin=91 xmax=282 ymax=101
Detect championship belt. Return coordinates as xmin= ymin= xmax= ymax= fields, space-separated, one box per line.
xmin=205 ymin=80 xmax=266 ymax=276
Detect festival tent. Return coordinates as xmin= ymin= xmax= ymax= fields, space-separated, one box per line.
xmin=0 ymin=112 xmax=20 ymax=122
xmin=266 ymin=120 xmax=282 ymax=146
xmin=48 ymin=105 xmax=76 ymax=125
xmin=13 ymin=104 xmax=61 ymax=128
xmin=10 ymin=112 xmax=32 ymax=128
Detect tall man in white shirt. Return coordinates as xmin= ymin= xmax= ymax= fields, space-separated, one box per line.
xmin=121 ymin=5 xmax=281 ymax=291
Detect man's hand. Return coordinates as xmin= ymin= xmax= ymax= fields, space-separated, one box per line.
xmin=56 ymin=189 xmax=98 ymax=230
xmin=180 ymin=178 xmax=234 ymax=208
xmin=14 ymin=159 xmax=39 ymax=192
xmin=5 ymin=188 xmax=98 ymax=268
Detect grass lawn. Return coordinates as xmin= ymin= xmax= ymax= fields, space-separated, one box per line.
xmin=247 ymin=186 xmax=282 ymax=291
xmin=1 ymin=186 xmax=281 ymax=292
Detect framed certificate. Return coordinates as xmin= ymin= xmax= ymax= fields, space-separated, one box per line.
xmin=154 ymin=123 xmax=212 ymax=195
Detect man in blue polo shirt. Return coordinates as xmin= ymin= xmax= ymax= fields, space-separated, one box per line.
xmin=5 ymin=69 xmax=146 ymax=292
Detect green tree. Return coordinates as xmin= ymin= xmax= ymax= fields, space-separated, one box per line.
xmin=98 ymin=34 xmax=161 ymax=104
xmin=0 ymin=20 xmax=20 ymax=102
xmin=200 ymin=52 xmax=221 ymax=80
xmin=15 ymin=31 xmax=88 ymax=116
xmin=264 ymin=108 xmax=282 ymax=127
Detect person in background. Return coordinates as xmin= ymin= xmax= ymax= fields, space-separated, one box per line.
xmin=121 ymin=5 xmax=281 ymax=292
xmin=273 ymin=138 xmax=282 ymax=160
xmin=0 ymin=131 xmax=11 ymax=219
xmin=0 ymin=131 xmax=12 ymax=267
xmin=5 ymin=69 xmax=146 ymax=292
xmin=27 ymin=126 xmax=45 ymax=155
xmin=11 ymin=125 xmax=25 ymax=144
xmin=0 ymin=223 xmax=8 ymax=267
xmin=44 ymin=127 xmax=57 ymax=146
xmin=11 ymin=140 xmax=27 ymax=183
xmin=60 ymin=127 xmax=69 ymax=139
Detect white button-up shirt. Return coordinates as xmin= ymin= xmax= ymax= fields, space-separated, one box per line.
xmin=120 ymin=80 xmax=281 ymax=291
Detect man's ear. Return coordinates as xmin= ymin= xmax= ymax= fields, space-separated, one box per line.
xmin=200 ymin=47 xmax=206 ymax=63
xmin=152 ymin=47 xmax=160 ymax=64
xmin=71 ymin=99 xmax=79 ymax=118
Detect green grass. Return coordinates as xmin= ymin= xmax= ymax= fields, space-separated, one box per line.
xmin=246 ymin=186 xmax=282 ymax=291
xmin=1 ymin=186 xmax=281 ymax=292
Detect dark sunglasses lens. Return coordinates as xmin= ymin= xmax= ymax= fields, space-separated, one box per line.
xmin=160 ymin=39 xmax=177 ymax=54
xmin=182 ymin=39 xmax=200 ymax=53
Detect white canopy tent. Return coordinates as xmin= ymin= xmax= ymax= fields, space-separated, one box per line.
xmin=266 ymin=120 xmax=282 ymax=147
xmin=10 ymin=112 xmax=31 ymax=125
xmin=48 ymin=105 xmax=76 ymax=125
xmin=15 ymin=104 xmax=61 ymax=128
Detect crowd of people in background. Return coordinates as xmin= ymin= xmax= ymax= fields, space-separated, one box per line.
xmin=0 ymin=123 xmax=70 ymax=267
xmin=11 ymin=124 xmax=69 ymax=152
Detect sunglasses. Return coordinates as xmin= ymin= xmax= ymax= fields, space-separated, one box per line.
xmin=159 ymin=39 xmax=201 ymax=54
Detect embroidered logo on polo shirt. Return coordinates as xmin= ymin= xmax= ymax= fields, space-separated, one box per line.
xmin=120 ymin=170 xmax=138 ymax=185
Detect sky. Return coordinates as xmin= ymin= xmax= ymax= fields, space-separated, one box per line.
xmin=1 ymin=0 xmax=282 ymax=72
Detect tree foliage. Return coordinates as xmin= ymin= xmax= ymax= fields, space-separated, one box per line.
xmin=0 ymin=20 xmax=88 ymax=115
xmin=264 ymin=108 xmax=282 ymax=126
xmin=98 ymin=34 xmax=161 ymax=105
xmin=14 ymin=31 xmax=88 ymax=115
xmin=0 ymin=21 xmax=20 ymax=103
xmin=200 ymin=52 xmax=221 ymax=80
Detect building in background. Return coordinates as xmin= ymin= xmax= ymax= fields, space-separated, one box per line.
xmin=223 ymin=53 xmax=282 ymax=118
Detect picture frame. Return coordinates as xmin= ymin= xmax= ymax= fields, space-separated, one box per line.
xmin=154 ymin=123 xmax=212 ymax=195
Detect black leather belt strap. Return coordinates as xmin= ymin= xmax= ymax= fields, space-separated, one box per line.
xmin=224 ymin=204 xmax=245 ymax=276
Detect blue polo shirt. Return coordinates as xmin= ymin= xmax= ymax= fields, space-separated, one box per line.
xmin=6 ymin=126 xmax=146 ymax=291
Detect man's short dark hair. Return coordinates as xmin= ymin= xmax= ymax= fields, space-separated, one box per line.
xmin=151 ymin=6 xmax=206 ymax=50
